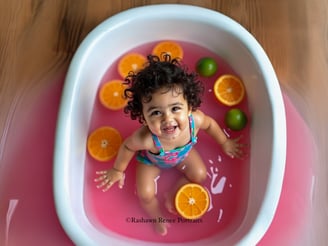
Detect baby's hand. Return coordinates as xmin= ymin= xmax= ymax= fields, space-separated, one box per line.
xmin=221 ymin=136 xmax=246 ymax=159
xmin=94 ymin=168 xmax=125 ymax=192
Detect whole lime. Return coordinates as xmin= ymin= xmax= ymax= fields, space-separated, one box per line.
xmin=196 ymin=57 xmax=218 ymax=77
xmin=224 ymin=108 xmax=248 ymax=131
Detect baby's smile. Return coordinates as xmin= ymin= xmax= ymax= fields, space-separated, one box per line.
xmin=162 ymin=125 xmax=178 ymax=135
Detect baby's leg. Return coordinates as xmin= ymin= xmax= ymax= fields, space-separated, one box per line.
xmin=136 ymin=162 xmax=168 ymax=236
xmin=177 ymin=148 xmax=207 ymax=183
xmin=165 ymin=148 xmax=207 ymax=213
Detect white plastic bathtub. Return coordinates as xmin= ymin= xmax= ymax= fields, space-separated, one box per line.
xmin=53 ymin=4 xmax=286 ymax=245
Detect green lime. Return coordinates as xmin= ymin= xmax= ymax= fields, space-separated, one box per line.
xmin=224 ymin=108 xmax=248 ymax=131
xmin=196 ymin=57 xmax=218 ymax=77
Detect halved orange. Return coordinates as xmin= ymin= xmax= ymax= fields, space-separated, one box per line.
xmin=175 ymin=183 xmax=209 ymax=220
xmin=152 ymin=41 xmax=184 ymax=60
xmin=213 ymin=74 xmax=245 ymax=106
xmin=99 ymin=80 xmax=128 ymax=110
xmin=87 ymin=126 xmax=122 ymax=162
xmin=117 ymin=53 xmax=146 ymax=78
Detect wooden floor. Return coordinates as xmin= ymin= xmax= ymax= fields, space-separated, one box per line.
xmin=1 ymin=0 xmax=327 ymax=244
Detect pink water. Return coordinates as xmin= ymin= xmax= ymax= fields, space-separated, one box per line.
xmin=0 ymin=69 xmax=315 ymax=245
xmin=84 ymin=41 xmax=251 ymax=243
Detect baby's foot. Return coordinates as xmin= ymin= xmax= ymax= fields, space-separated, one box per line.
xmin=164 ymin=192 xmax=177 ymax=215
xmin=155 ymin=222 xmax=168 ymax=236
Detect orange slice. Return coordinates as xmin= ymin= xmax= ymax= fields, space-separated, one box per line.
xmin=117 ymin=53 xmax=146 ymax=78
xmin=87 ymin=126 xmax=122 ymax=162
xmin=99 ymin=80 xmax=128 ymax=110
xmin=213 ymin=74 xmax=245 ymax=106
xmin=175 ymin=183 xmax=209 ymax=220
xmin=152 ymin=41 xmax=184 ymax=60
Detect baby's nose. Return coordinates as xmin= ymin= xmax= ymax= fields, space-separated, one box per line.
xmin=162 ymin=112 xmax=172 ymax=122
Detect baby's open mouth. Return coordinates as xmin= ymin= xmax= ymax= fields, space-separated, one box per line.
xmin=162 ymin=125 xmax=178 ymax=134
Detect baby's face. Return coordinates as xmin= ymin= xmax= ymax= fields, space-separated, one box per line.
xmin=142 ymin=86 xmax=191 ymax=141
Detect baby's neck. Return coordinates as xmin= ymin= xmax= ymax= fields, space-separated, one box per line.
xmin=156 ymin=127 xmax=191 ymax=151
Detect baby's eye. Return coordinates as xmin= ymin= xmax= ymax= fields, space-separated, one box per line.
xmin=150 ymin=110 xmax=162 ymax=116
xmin=172 ymin=106 xmax=182 ymax=112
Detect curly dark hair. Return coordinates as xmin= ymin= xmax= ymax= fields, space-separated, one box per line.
xmin=124 ymin=54 xmax=204 ymax=123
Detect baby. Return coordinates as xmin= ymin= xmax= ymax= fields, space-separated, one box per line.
xmin=95 ymin=54 xmax=244 ymax=236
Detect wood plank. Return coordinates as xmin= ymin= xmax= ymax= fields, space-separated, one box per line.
xmin=0 ymin=0 xmax=327 ymax=243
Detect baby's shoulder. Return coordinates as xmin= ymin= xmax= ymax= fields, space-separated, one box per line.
xmin=130 ymin=126 xmax=154 ymax=149
xmin=191 ymin=110 xmax=206 ymax=128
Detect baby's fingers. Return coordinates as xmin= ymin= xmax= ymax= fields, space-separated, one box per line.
xmin=233 ymin=148 xmax=244 ymax=159
xmin=94 ymin=170 xmax=109 ymax=182
xmin=96 ymin=178 xmax=108 ymax=187
xmin=101 ymin=181 xmax=114 ymax=192
xmin=94 ymin=170 xmax=113 ymax=191
xmin=96 ymin=178 xmax=114 ymax=191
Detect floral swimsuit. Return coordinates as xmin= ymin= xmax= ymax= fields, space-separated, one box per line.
xmin=136 ymin=114 xmax=197 ymax=169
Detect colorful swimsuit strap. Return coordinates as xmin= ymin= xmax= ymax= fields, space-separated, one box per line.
xmin=151 ymin=114 xmax=196 ymax=156
xmin=189 ymin=114 xmax=197 ymax=143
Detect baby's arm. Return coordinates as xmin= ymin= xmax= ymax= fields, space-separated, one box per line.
xmin=95 ymin=127 xmax=149 ymax=191
xmin=194 ymin=110 xmax=244 ymax=158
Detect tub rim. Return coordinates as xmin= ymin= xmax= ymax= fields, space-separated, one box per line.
xmin=53 ymin=4 xmax=286 ymax=246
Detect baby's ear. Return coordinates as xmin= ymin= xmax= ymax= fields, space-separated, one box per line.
xmin=141 ymin=116 xmax=147 ymax=126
